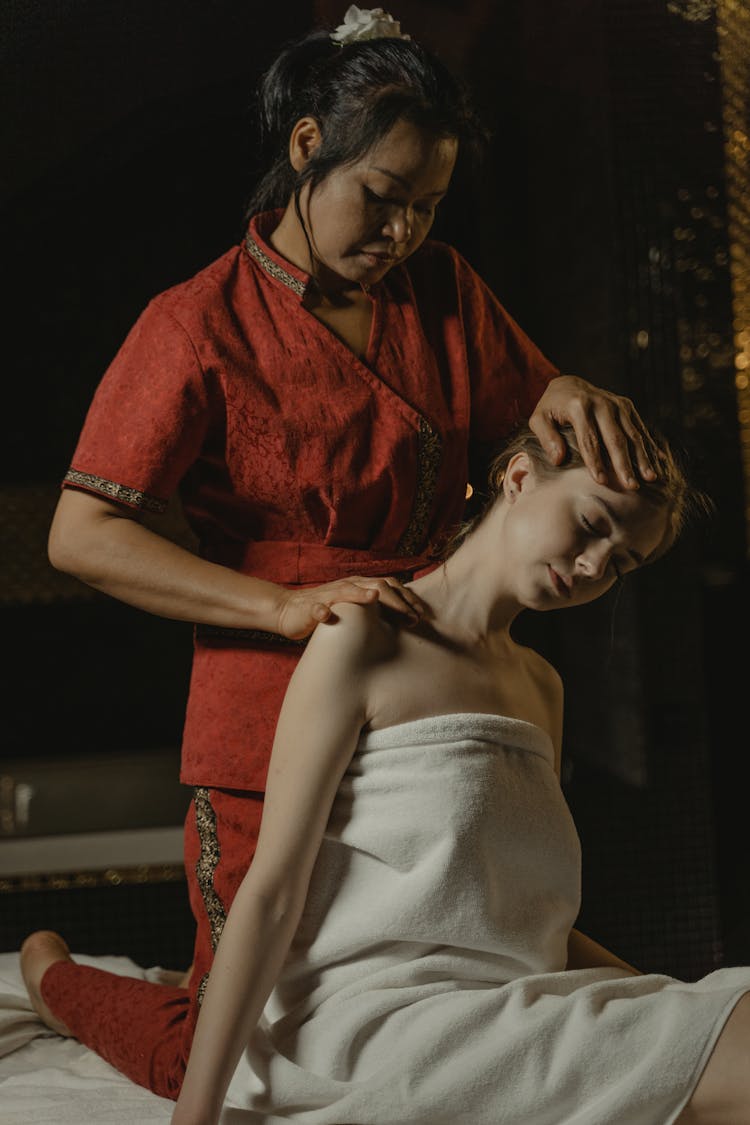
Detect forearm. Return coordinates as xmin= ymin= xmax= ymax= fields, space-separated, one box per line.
xmin=566 ymin=928 xmax=640 ymax=975
xmin=173 ymin=882 xmax=305 ymax=1125
xmin=49 ymin=491 xmax=424 ymax=637
xmin=49 ymin=495 xmax=284 ymax=630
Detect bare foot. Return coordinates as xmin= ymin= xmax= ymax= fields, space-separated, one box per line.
xmin=20 ymin=930 xmax=74 ymax=1036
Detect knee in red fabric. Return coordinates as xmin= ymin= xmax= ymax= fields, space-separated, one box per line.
xmin=40 ymin=960 xmax=192 ymax=1099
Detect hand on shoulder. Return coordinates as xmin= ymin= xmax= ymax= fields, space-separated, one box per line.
xmin=276 ymin=575 xmax=425 ymax=640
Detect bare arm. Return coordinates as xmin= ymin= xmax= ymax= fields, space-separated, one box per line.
xmin=48 ymin=489 xmax=425 ymax=638
xmin=171 ymin=605 xmax=381 ymax=1125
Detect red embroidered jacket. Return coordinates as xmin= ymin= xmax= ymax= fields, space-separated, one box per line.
xmin=63 ymin=211 xmax=558 ymax=789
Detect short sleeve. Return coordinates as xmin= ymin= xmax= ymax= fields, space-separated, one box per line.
xmin=451 ymin=247 xmax=559 ymax=445
xmin=63 ymin=299 xmax=213 ymax=513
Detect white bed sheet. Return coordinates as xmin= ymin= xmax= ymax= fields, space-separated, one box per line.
xmin=0 ymin=950 xmax=175 ymax=1124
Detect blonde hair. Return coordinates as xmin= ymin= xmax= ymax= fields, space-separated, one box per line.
xmin=441 ymin=424 xmax=713 ymax=563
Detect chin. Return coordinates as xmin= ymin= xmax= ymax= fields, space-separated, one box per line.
xmin=359 ymin=266 xmax=391 ymax=285
xmin=518 ymin=592 xmax=549 ymax=613
xmin=531 ymin=586 xmax=566 ymax=612
xmin=354 ymin=251 xmax=402 ymax=280
xmin=337 ymin=261 xmax=378 ymax=286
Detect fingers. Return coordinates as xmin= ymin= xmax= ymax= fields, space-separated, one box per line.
xmin=586 ymin=399 xmax=659 ymax=489
xmin=527 ymin=409 xmax=567 ymax=466
xmin=278 ymin=576 xmax=428 ymax=640
xmin=532 ymin=377 xmax=659 ymax=489
xmin=617 ymin=403 xmax=659 ymax=483
xmin=531 ymin=396 xmax=610 ymax=484
xmin=380 ymin=577 xmax=427 ymax=618
xmin=575 ymin=402 xmax=631 ymax=488
xmin=326 ymin=577 xmax=425 ymax=622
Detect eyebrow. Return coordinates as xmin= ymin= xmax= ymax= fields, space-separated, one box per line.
xmin=370 ymin=166 xmax=450 ymax=197
xmin=591 ymin=496 xmax=646 ymax=566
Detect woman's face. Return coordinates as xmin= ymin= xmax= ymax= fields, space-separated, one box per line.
xmin=504 ymin=462 xmax=670 ymax=612
xmin=300 ymin=117 xmax=458 ymax=289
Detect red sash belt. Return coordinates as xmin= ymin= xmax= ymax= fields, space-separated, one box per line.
xmin=217 ymin=539 xmax=436 ymax=585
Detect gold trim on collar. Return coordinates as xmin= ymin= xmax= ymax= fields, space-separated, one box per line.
xmin=63 ymin=470 xmax=167 ymax=514
xmin=244 ymin=232 xmax=307 ymax=297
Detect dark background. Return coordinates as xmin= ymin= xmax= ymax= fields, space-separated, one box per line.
xmin=2 ymin=0 xmax=748 ymax=976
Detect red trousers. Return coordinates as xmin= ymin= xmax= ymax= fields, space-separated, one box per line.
xmin=40 ymin=787 xmax=264 ymax=1099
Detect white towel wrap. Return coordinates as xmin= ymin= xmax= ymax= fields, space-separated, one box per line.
xmin=225 ymin=713 xmax=750 ymax=1125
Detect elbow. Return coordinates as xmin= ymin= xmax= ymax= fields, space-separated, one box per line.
xmin=259 ymin=884 xmax=307 ymax=929
xmin=47 ymin=514 xmax=87 ymax=578
xmin=47 ymin=496 xmax=105 ymax=582
xmin=47 ymin=520 xmax=77 ymax=575
xmin=243 ymin=874 xmax=309 ymax=933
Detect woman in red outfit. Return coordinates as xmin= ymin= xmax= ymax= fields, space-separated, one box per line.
xmin=22 ymin=5 xmax=657 ymax=1101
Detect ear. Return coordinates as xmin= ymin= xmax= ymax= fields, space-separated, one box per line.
xmin=503 ymin=452 xmax=534 ymax=503
xmin=289 ymin=116 xmax=323 ymax=172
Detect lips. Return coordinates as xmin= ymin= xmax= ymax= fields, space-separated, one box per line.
xmin=548 ymin=566 xmax=572 ymax=598
xmin=361 ymin=250 xmax=401 ymax=263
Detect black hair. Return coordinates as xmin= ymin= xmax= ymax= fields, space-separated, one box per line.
xmin=244 ymin=28 xmax=488 ymax=220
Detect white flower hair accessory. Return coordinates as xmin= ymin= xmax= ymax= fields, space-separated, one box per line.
xmin=330 ymin=5 xmax=410 ymax=46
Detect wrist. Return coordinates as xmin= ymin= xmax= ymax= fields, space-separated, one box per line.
xmin=233 ymin=575 xmax=287 ymax=634
xmin=261 ymin=580 xmax=288 ymax=634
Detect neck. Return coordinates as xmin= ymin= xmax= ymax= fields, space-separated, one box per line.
xmin=410 ymin=510 xmax=520 ymax=649
xmin=270 ymin=200 xmax=359 ymax=301
xmin=268 ymin=203 xmax=309 ymax=272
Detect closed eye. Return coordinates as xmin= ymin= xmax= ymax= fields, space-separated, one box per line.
xmin=581 ymin=514 xmax=623 ymax=580
xmin=581 ymin=514 xmax=603 ymax=537
xmin=364 ymin=187 xmax=389 ymax=205
xmin=364 ymin=186 xmax=436 ymax=217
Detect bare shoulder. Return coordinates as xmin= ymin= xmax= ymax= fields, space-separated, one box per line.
xmin=303 ymin=602 xmax=399 ymax=670
xmin=522 ymin=645 xmax=563 ymax=700
xmin=517 ymin=644 xmax=564 ymax=771
xmin=278 ymin=603 xmax=400 ymax=744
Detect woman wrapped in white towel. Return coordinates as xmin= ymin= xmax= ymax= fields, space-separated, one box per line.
xmin=28 ymin=423 xmax=750 ymax=1125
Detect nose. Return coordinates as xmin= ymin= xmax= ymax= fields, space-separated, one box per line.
xmin=575 ymin=542 xmax=611 ymax=581
xmin=383 ymin=205 xmax=413 ymax=245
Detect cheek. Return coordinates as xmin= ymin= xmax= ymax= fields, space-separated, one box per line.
xmin=508 ymin=511 xmax=546 ymax=564
xmin=311 ymin=183 xmax=364 ymax=237
xmin=535 ymin=510 xmax=576 ymax=556
xmin=409 ymin=222 xmax=432 ymax=249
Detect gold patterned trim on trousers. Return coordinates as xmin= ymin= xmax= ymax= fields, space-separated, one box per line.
xmin=193 ymin=786 xmax=227 ymax=1004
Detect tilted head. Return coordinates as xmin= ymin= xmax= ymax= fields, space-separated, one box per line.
xmin=446 ymin=424 xmax=713 ymax=612
xmin=489 ymin=425 xmax=709 ymax=561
